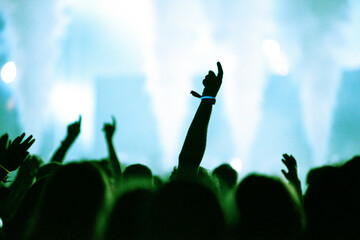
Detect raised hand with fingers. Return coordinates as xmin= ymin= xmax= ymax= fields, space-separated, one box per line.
xmin=0 ymin=134 xmax=9 ymax=162
xmin=202 ymin=61 xmax=223 ymax=98
xmin=191 ymin=62 xmax=223 ymax=105
xmin=0 ymin=133 xmax=35 ymax=182
xmin=66 ymin=116 xmax=81 ymax=143
xmin=2 ymin=133 xmax=35 ymax=171
xmin=103 ymin=116 xmax=116 ymax=141
xmin=50 ymin=116 xmax=81 ymax=163
xmin=281 ymin=153 xmax=302 ymax=198
xmin=103 ymin=116 xmax=121 ymax=181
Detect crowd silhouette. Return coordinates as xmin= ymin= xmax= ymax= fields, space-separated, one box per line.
xmin=0 ymin=62 xmax=359 ymax=240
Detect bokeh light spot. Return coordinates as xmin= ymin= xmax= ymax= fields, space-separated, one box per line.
xmin=1 ymin=61 xmax=17 ymax=83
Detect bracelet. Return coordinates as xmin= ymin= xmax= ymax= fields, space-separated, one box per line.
xmin=190 ymin=91 xmax=216 ymax=105
xmin=0 ymin=164 xmax=11 ymax=174
xmin=200 ymin=96 xmax=216 ymax=105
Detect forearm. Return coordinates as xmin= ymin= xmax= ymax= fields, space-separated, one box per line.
xmin=178 ymin=100 xmax=213 ymax=177
xmin=290 ymin=178 xmax=302 ymax=202
xmin=106 ymin=138 xmax=121 ymax=179
xmin=50 ymin=138 xmax=73 ymax=163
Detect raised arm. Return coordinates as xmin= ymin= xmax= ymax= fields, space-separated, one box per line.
xmin=178 ymin=62 xmax=223 ymax=179
xmin=0 ymin=133 xmax=35 ymax=182
xmin=50 ymin=116 xmax=81 ymax=163
xmin=281 ymin=153 xmax=302 ymax=199
xmin=103 ymin=116 xmax=121 ymax=182
xmin=1 ymin=155 xmax=42 ymax=221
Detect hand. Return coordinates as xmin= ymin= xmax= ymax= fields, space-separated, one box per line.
xmin=103 ymin=116 xmax=116 ymax=141
xmin=66 ymin=116 xmax=81 ymax=142
xmin=0 ymin=134 xmax=9 ymax=161
xmin=0 ymin=133 xmax=35 ymax=172
xmin=281 ymin=154 xmax=299 ymax=183
xmin=202 ymin=61 xmax=223 ymax=98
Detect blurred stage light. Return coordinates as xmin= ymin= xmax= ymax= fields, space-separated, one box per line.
xmin=262 ymin=39 xmax=289 ymax=76
xmin=1 ymin=61 xmax=17 ymax=83
xmin=262 ymin=39 xmax=281 ymax=57
xmin=230 ymin=157 xmax=243 ymax=173
xmin=50 ymin=81 xmax=94 ymax=145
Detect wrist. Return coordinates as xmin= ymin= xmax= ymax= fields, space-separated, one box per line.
xmin=200 ymin=96 xmax=216 ymax=105
xmin=190 ymin=91 xmax=216 ymax=105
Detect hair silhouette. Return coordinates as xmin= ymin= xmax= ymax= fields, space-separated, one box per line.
xmin=236 ymin=174 xmax=304 ymax=240
xmin=26 ymin=162 xmax=111 ymax=240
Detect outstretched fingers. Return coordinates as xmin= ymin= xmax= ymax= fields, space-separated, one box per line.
xmin=22 ymin=135 xmax=35 ymax=151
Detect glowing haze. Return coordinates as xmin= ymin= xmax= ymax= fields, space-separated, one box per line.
xmin=1 ymin=0 xmax=360 ymax=176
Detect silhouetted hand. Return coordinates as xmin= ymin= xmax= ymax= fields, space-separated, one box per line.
xmin=281 ymin=153 xmax=302 ymax=198
xmin=65 ymin=116 xmax=81 ymax=142
xmin=1 ymin=133 xmax=35 ymax=172
xmin=179 ymin=62 xmax=223 ymax=179
xmin=103 ymin=116 xmax=116 ymax=141
xmin=0 ymin=134 xmax=9 ymax=162
xmin=102 ymin=116 xmax=121 ymax=180
xmin=281 ymin=154 xmax=299 ymax=183
xmin=50 ymin=117 xmax=81 ymax=163
xmin=202 ymin=62 xmax=223 ymax=98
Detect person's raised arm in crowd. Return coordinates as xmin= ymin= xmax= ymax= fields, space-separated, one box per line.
xmin=103 ymin=116 xmax=121 ymax=183
xmin=0 ymin=133 xmax=35 ymax=223
xmin=50 ymin=116 xmax=81 ymax=164
xmin=1 ymin=155 xmax=42 ymax=223
xmin=0 ymin=133 xmax=35 ymax=183
xmin=178 ymin=62 xmax=223 ymax=179
xmin=281 ymin=153 xmax=302 ymax=199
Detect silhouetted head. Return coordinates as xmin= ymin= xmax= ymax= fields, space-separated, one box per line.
xmin=123 ymin=164 xmax=153 ymax=190
xmin=236 ymin=174 xmax=304 ymax=240
xmin=106 ymin=189 xmax=154 ymax=240
xmin=123 ymin=164 xmax=152 ymax=179
xmin=152 ymin=180 xmax=224 ymax=240
xmin=213 ymin=163 xmax=238 ymax=190
xmin=153 ymin=175 xmax=164 ymax=190
xmin=170 ymin=166 xmax=220 ymax=195
xmin=304 ymin=157 xmax=360 ymax=240
xmin=27 ymin=161 xmax=112 ymax=240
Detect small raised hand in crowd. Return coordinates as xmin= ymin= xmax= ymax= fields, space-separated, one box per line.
xmin=0 ymin=133 xmax=35 ymax=183
xmin=50 ymin=116 xmax=81 ymax=164
xmin=103 ymin=116 xmax=121 ymax=183
xmin=281 ymin=153 xmax=302 ymax=198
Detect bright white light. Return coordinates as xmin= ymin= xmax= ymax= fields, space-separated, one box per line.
xmin=50 ymin=81 xmax=94 ymax=146
xmin=262 ymin=39 xmax=289 ymax=76
xmin=262 ymin=39 xmax=281 ymax=57
xmin=230 ymin=157 xmax=243 ymax=173
xmin=270 ymin=53 xmax=289 ymax=76
xmin=1 ymin=61 xmax=17 ymax=83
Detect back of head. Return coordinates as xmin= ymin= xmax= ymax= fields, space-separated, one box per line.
xmin=106 ymin=189 xmax=153 ymax=240
xmin=236 ymin=174 xmax=304 ymax=240
xmin=122 ymin=164 xmax=153 ymax=190
xmin=213 ymin=163 xmax=238 ymax=190
xmin=304 ymin=157 xmax=360 ymax=240
xmin=152 ymin=180 xmax=224 ymax=240
xmin=27 ymin=162 xmax=111 ymax=240
xmin=123 ymin=164 xmax=152 ymax=179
